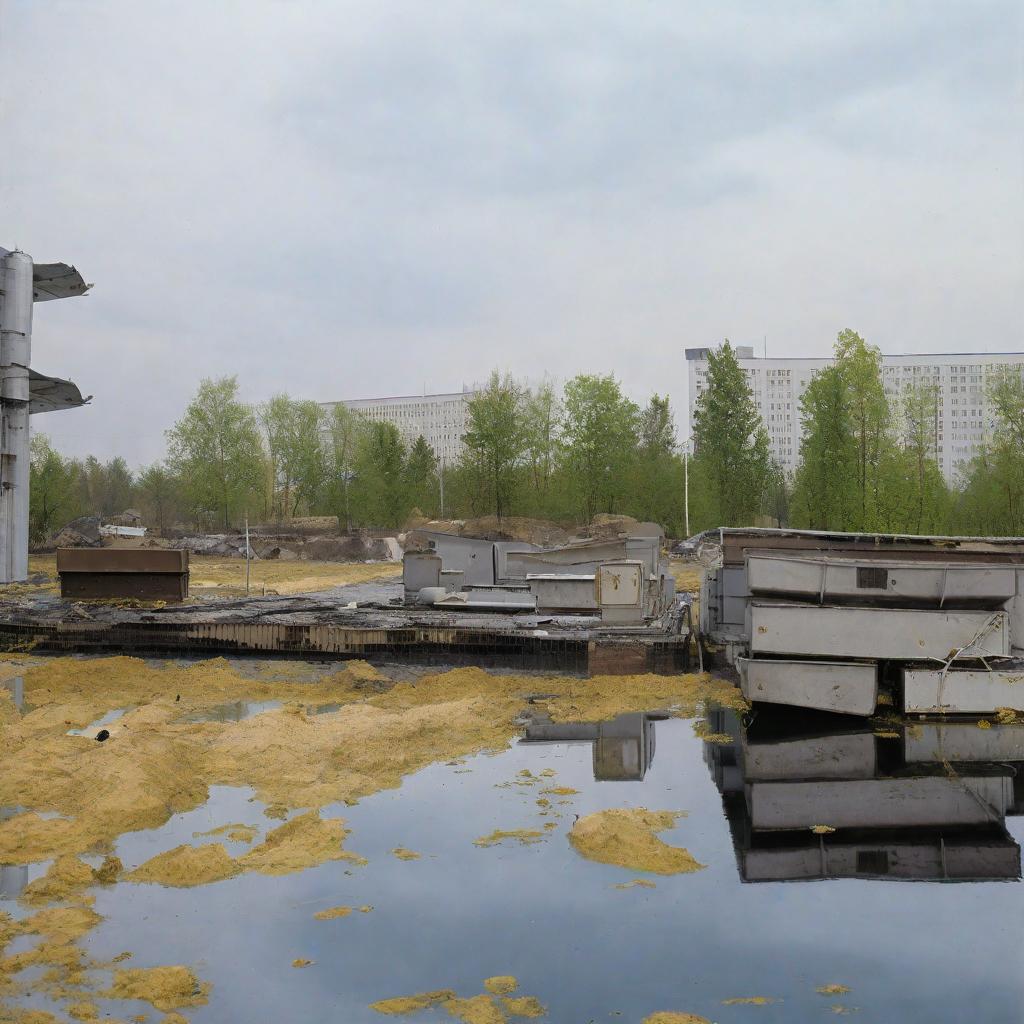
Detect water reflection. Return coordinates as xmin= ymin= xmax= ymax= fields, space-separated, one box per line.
xmin=705 ymin=707 xmax=1022 ymax=882
xmin=3 ymin=675 xmax=27 ymax=714
xmin=176 ymin=699 xmax=283 ymax=723
xmin=519 ymin=711 xmax=664 ymax=780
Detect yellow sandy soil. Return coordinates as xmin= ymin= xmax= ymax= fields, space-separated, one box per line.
xmin=568 ymin=809 xmax=705 ymax=875
xmin=722 ymin=996 xmax=775 ymax=1005
xmin=643 ymin=1015 xmax=711 ymax=1024
xmin=13 ymin=553 xmax=399 ymax=600
xmin=0 ymin=654 xmax=743 ymax=1019
xmin=187 ymin=555 xmax=399 ymax=595
xmin=371 ymin=977 xmax=545 ymax=1022
xmin=668 ymin=559 xmax=702 ymax=595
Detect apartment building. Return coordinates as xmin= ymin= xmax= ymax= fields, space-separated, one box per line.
xmin=685 ymin=347 xmax=1024 ymax=482
xmin=320 ymin=389 xmax=475 ymax=463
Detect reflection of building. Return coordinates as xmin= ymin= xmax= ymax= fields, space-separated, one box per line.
xmin=0 ymin=804 xmax=28 ymax=899
xmin=704 ymin=708 xmax=1022 ymax=882
xmin=520 ymin=712 xmax=660 ymax=781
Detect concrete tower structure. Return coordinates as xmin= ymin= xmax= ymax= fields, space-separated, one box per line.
xmin=0 ymin=247 xmax=90 ymax=582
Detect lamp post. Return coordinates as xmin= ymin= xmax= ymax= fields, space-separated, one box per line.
xmin=682 ymin=435 xmax=692 ymax=538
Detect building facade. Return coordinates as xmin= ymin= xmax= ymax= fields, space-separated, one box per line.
xmin=320 ymin=389 xmax=475 ymax=464
xmin=685 ymin=347 xmax=1024 ymax=482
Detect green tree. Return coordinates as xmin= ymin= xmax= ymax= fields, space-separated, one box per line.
xmin=790 ymin=363 xmax=857 ymax=530
xmin=835 ymin=329 xmax=890 ymax=527
xmin=325 ymin=403 xmax=364 ymax=531
xmin=691 ymin=342 xmax=772 ymax=525
xmin=405 ymin=435 xmax=439 ymax=517
xmin=353 ymin=421 xmax=408 ymax=527
xmin=29 ymin=435 xmax=83 ymax=542
xmin=462 ymin=371 xmax=528 ymax=521
xmin=166 ymin=376 xmax=265 ymax=529
xmin=638 ymin=394 xmax=676 ymax=457
xmin=136 ymin=463 xmax=181 ymax=536
xmin=523 ymin=378 xmax=560 ymax=504
xmin=560 ymin=374 xmax=640 ymax=521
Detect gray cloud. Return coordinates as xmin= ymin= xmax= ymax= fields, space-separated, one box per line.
xmin=2 ymin=0 xmax=1021 ymax=464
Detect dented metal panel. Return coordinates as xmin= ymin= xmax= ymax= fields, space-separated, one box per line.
xmin=738 ymin=657 xmax=878 ymax=716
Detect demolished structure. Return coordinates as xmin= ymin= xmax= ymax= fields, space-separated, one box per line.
xmin=696 ymin=527 xmax=1024 ymax=717
xmin=403 ymin=521 xmax=676 ymax=625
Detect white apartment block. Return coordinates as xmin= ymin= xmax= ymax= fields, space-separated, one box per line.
xmin=685 ymin=347 xmax=1024 ymax=483
xmin=320 ymin=389 xmax=475 ymax=464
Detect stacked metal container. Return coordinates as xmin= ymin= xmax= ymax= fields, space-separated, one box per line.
xmin=697 ymin=528 xmax=1024 ymax=716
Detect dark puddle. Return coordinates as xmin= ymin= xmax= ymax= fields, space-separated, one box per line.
xmin=3 ymin=699 xmax=1023 ymax=1022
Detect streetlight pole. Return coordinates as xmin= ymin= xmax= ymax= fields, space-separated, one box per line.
xmin=682 ymin=435 xmax=692 ymax=538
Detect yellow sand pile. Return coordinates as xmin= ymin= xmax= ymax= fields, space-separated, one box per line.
xmin=104 ymin=966 xmax=210 ymax=1011
xmin=643 ymin=1015 xmax=711 ymax=1024
xmin=371 ymin=977 xmax=545 ymax=1022
xmin=568 ymin=809 xmax=705 ymax=875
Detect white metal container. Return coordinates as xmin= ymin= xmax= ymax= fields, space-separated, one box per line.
xmin=746 ymin=551 xmax=1017 ymax=605
xmin=748 ymin=601 xmax=1010 ymax=660
xmin=738 ymin=657 xmax=878 ymax=716
xmin=902 ymin=666 xmax=1024 ymax=714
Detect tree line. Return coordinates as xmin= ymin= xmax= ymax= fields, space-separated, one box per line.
xmin=691 ymin=331 xmax=1024 ymax=536
xmin=30 ymin=336 xmax=1024 ymax=542
xmin=29 ymin=373 xmax=689 ymax=540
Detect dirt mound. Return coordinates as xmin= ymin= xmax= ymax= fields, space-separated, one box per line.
xmin=53 ymin=516 xmax=102 ymax=549
xmin=582 ymin=514 xmax=639 ymax=540
xmin=407 ymin=517 xmax=569 ymax=547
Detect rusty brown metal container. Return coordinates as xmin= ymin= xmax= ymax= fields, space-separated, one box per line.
xmin=56 ymin=548 xmax=189 ymax=602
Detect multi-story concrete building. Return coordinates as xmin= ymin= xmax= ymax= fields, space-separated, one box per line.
xmin=320 ymin=389 xmax=475 ymax=464
xmin=685 ymin=347 xmax=1024 ymax=482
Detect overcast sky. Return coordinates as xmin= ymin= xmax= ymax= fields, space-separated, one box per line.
xmin=2 ymin=1 xmax=1022 ymax=465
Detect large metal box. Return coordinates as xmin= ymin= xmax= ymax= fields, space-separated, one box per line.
xmin=902 ymin=666 xmax=1024 ymax=714
xmin=738 ymin=657 xmax=878 ymax=716
xmin=745 ymin=552 xmax=1016 ymax=605
xmin=403 ymin=552 xmax=441 ymax=599
xmin=596 ymin=561 xmax=645 ymax=624
xmin=747 ymin=601 xmax=1010 ymax=660
xmin=56 ymin=547 xmax=189 ymax=602
xmin=527 ymin=574 xmax=597 ymax=613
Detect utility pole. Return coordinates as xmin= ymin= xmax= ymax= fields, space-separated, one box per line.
xmin=244 ymin=515 xmax=251 ymax=595
xmin=438 ymin=457 xmax=445 ymax=519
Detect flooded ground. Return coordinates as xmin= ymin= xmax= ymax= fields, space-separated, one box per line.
xmin=0 ymin=655 xmax=1021 ymax=1023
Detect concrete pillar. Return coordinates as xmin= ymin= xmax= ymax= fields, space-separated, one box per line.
xmin=0 ymin=251 xmax=33 ymax=582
